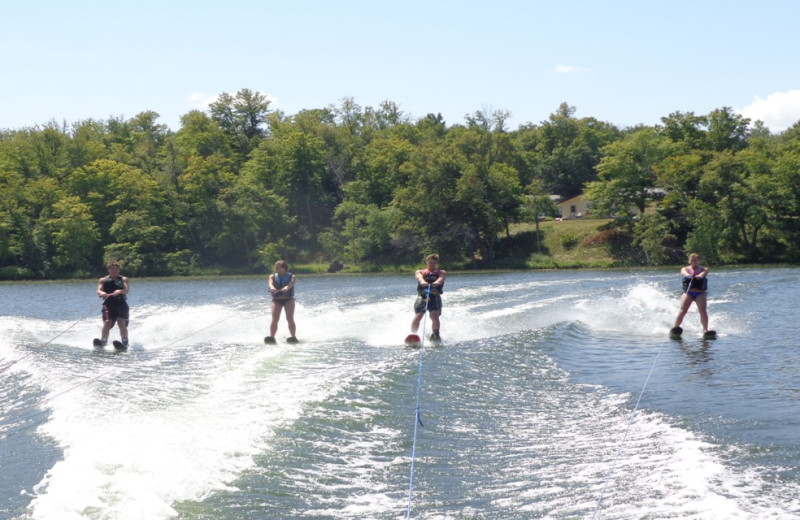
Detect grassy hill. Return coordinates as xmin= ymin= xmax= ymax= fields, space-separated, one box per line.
xmin=498 ymin=218 xmax=643 ymax=269
xmin=293 ymin=218 xmax=640 ymax=274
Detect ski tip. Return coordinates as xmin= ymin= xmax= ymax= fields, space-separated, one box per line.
xmin=405 ymin=334 xmax=421 ymax=346
xmin=264 ymin=336 xmax=277 ymax=345
xmin=286 ymin=337 xmax=299 ymax=344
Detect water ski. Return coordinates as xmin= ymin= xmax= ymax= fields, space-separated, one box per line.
xmin=113 ymin=340 xmax=127 ymax=350
xmin=93 ymin=338 xmax=104 ymax=348
xmin=405 ymin=334 xmax=421 ymax=347
xmin=263 ymin=336 xmax=277 ymax=345
xmin=669 ymin=327 xmax=683 ymax=339
xmin=286 ymin=337 xmax=299 ymax=344
xmin=703 ymin=330 xmax=717 ymax=340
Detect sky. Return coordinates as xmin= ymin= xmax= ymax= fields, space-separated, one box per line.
xmin=3 ymin=0 xmax=800 ymax=134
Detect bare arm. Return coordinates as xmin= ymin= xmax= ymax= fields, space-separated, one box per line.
xmin=269 ymin=273 xmax=295 ymax=294
xmin=97 ymin=277 xmax=128 ymax=299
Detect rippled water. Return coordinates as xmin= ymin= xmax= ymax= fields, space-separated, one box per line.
xmin=1 ymin=268 xmax=799 ymax=519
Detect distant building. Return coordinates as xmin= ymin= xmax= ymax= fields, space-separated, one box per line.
xmin=556 ymin=194 xmax=592 ymax=219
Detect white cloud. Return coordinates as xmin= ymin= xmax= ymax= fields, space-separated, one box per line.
xmin=738 ymin=90 xmax=800 ymax=133
xmin=187 ymin=92 xmax=218 ymax=110
xmin=553 ymin=63 xmax=587 ymax=74
xmin=187 ymin=91 xmax=279 ymax=111
xmin=554 ymin=64 xmax=581 ymax=74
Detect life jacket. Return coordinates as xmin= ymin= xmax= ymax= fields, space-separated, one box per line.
xmin=102 ymin=275 xmax=126 ymax=301
xmin=273 ymin=272 xmax=294 ymax=298
xmin=417 ymin=269 xmax=444 ymax=296
xmin=682 ymin=266 xmax=708 ymax=291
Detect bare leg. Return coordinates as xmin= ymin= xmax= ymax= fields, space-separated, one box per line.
xmin=117 ymin=319 xmax=129 ymax=341
xmin=284 ymin=299 xmax=297 ymax=337
xmin=695 ymin=293 xmax=709 ymax=332
xmin=270 ymin=301 xmax=282 ymax=337
xmin=673 ymin=294 xmax=692 ymax=328
xmin=429 ymin=311 xmax=441 ymax=334
xmin=410 ymin=312 xmax=424 ymax=333
xmin=101 ymin=320 xmax=114 ymax=341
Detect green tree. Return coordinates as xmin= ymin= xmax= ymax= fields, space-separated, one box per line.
xmin=43 ymin=196 xmax=100 ymax=272
xmin=586 ymin=128 xmax=673 ymax=229
xmin=210 ymin=88 xmax=271 ymax=159
xmin=244 ymin=127 xmax=334 ymax=241
xmin=660 ymin=111 xmax=709 ymax=150
xmin=697 ymin=150 xmax=767 ymax=259
xmin=326 ymin=201 xmax=395 ymax=263
xmin=392 ymin=139 xmax=464 ymax=259
xmin=514 ymin=103 xmax=621 ymax=197
xmin=0 ymin=169 xmax=40 ymax=275
xmin=176 ymin=111 xmax=231 ymax=159
xmin=215 ymin=175 xmax=293 ymax=269
xmin=176 ymin=154 xmax=236 ymax=263
xmin=347 ymin=133 xmax=416 ymax=207
xmin=523 ymin=180 xmax=558 ymax=253
xmin=633 ymin=213 xmax=675 ymax=265
xmin=454 ymin=110 xmax=523 ymax=261
xmin=706 ymin=107 xmax=750 ymax=153
xmin=68 ymin=119 xmax=109 ymax=168
xmin=684 ymin=200 xmax=724 ymax=264
xmin=65 ymin=158 xmax=175 ymax=273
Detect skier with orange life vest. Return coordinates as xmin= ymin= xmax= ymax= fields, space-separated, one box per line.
xmin=411 ymin=254 xmax=447 ymax=341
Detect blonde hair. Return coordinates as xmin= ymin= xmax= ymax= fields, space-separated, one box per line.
xmin=688 ymin=253 xmax=700 ymax=262
xmin=274 ymin=260 xmax=289 ymax=270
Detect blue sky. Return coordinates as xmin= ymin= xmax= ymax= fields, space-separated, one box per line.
xmin=3 ymin=1 xmax=800 ymax=133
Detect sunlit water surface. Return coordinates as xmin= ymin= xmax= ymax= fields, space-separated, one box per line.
xmin=1 ymin=268 xmax=799 ymax=519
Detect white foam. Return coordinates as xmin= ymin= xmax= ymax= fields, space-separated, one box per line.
xmin=3 ymin=274 xmax=797 ymax=519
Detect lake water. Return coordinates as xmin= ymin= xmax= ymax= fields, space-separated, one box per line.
xmin=1 ymin=268 xmax=799 ymax=519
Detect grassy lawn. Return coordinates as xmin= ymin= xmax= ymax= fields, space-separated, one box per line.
xmin=508 ymin=218 xmax=623 ymax=269
xmin=287 ymin=218 xmax=629 ymax=274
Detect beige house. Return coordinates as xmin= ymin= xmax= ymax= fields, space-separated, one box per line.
xmin=556 ymin=194 xmax=592 ymax=219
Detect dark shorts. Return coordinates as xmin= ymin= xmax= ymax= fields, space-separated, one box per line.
xmin=102 ymin=300 xmax=129 ymax=326
xmin=414 ymin=295 xmax=442 ymax=314
xmin=272 ymin=297 xmax=294 ymax=307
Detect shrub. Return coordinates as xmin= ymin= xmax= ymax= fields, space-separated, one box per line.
xmin=559 ymin=232 xmax=580 ymax=250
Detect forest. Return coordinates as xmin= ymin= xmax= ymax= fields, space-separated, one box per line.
xmin=2 ymin=88 xmax=800 ymax=279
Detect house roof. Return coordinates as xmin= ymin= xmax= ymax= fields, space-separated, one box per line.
xmin=556 ymin=194 xmax=587 ymax=206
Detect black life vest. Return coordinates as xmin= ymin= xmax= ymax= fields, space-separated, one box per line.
xmin=682 ymin=267 xmax=708 ymax=291
xmin=102 ymin=275 xmax=126 ymax=301
xmin=417 ymin=269 xmax=444 ymax=296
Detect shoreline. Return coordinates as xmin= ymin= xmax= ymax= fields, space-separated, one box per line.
xmin=0 ymin=262 xmax=793 ymax=285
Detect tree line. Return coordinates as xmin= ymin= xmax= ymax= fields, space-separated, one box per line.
xmin=2 ymin=88 xmax=799 ymax=279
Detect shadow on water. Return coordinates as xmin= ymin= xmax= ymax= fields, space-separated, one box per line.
xmin=675 ymin=337 xmax=715 ymax=366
